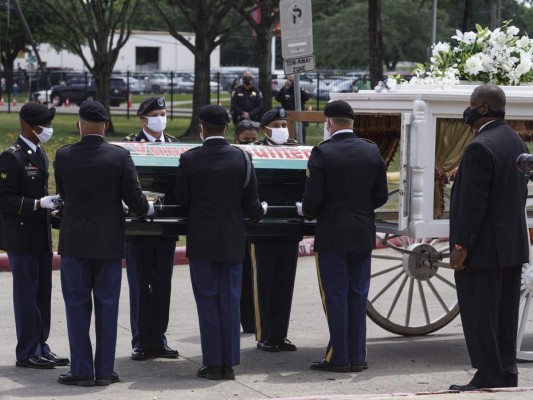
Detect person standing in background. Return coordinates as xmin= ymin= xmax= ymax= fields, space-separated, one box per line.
xmin=275 ymin=74 xmax=311 ymax=143
xmin=0 ymin=103 xmax=69 ymax=369
xmin=122 ymin=97 xmax=179 ymax=361
xmin=230 ymin=71 xmax=263 ymax=125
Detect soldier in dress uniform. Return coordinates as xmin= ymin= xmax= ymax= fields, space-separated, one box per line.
xmin=55 ymin=101 xmax=153 ymax=387
xmin=301 ymin=100 xmax=388 ymax=372
xmin=250 ymin=108 xmax=301 ymax=352
xmin=234 ymin=119 xmax=260 ymax=333
xmin=0 ymin=103 xmax=69 ymax=369
xmin=230 ymin=70 xmax=263 ymax=125
xmin=175 ymin=105 xmax=265 ymax=380
xmin=122 ymin=97 xmax=179 ymax=361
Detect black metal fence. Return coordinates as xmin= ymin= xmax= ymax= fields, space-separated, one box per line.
xmin=0 ymin=69 xmax=411 ymax=117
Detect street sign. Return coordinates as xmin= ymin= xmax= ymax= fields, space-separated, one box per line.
xmin=280 ymin=0 xmax=313 ymax=58
xmin=283 ymin=55 xmax=316 ymax=75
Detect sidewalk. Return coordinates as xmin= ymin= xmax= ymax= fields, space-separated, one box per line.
xmin=0 ymin=256 xmax=532 ymax=400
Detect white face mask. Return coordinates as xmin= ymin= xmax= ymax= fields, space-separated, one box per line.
xmin=199 ymin=124 xmax=204 ymax=142
xmin=145 ymin=115 xmax=167 ymax=133
xmin=323 ymin=119 xmax=331 ymax=138
xmin=269 ymin=127 xmax=289 ymax=145
xmin=33 ymin=126 xmax=54 ymax=143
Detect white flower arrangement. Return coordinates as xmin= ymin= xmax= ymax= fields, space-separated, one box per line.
xmin=409 ymin=20 xmax=533 ymax=87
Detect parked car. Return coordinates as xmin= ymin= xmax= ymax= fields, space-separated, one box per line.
xmin=313 ymin=78 xmax=356 ymax=100
xmin=174 ymin=75 xmax=220 ymax=93
xmin=31 ymin=89 xmax=51 ymax=103
xmin=50 ymin=77 xmax=128 ymax=107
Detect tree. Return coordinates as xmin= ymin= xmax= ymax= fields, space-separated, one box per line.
xmin=34 ymin=0 xmax=140 ymax=133
xmin=368 ymin=0 xmax=383 ymax=86
xmin=238 ymin=1 xmax=280 ymax=113
xmin=148 ymin=0 xmax=248 ymax=137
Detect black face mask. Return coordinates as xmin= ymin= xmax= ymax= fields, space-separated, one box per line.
xmin=463 ymin=104 xmax=505 ymax=127
xmin=242 ymin=77 xmax=252 ymax=85
xmin=237 ymin=139 xmax=255 ymax=145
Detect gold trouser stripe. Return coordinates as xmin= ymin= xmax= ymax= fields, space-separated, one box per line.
xmin=18 ymin=196 xmax=24 ymax=215
xmin=315 ymin=253 xmax=333 ymax=362
xmin=250 ymin=243 xmax=262 ymax=341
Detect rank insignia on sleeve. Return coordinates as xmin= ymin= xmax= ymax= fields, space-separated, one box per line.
xmin=306 ymin=168 xmax=310 ymax=178
xmin=0 ymin=172 xmax=7 ymax=180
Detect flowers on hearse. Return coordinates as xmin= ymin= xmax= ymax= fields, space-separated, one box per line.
xmin=408 ymin=20 xmax=533 ymax=86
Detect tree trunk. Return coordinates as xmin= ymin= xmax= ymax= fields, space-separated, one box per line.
xmin=462 ymin=0 xmax=474 ymax=32
xmin=93 ymin=67 xmax=114 ymax=134
xmin=183 ymin=38 xmax=212 ymax=138
xmin=257 ymin=31 xmax=273 ymax=114
xmin=368 ymin=0 xmax=383 ymax=88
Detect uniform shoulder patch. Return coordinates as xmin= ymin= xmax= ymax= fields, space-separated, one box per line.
xmin=122 ymin=133 xmax=137 ymax=142
xmin=6 ymin=144 xmax=21 ymax=153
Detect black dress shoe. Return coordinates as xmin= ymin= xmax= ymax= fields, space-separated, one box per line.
xmin=350 ymin=361 xmax=368 ymax=372
xmin=131 ymin=348 xmax=146 ymax=361
xmin=16 ymin=355 xmax=56 ymax=369
xmin=221 ymin=366 xmax=235 ymax=380
xmin=42 ymin=352 xmax=70 ymax=366
xmin=276 ymin=338 xmax=297 ymax=351
xmin=147 ymin=345 xmax=179 ymax=359
xmin=257 ymin=340 xmax=279 ymax=352
xmin=310 ymin=360 xmax=351 ymax=372
xmin=58 ymin=371 xmax=95 ymax=387
xmin=449 ymin=383 xmax=478 ymax=391
xmin=196 ymin=365 xmax=222 ymax=380
xmin=95 ymin=371 xmax=120 ymax=386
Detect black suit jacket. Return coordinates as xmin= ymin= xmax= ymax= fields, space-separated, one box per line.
xmin=450 ymin=120 xmax=529 ymax=269
xmin=0 ymin=137 xmax=51 ymax=254
xmin=54 ymin=135 xmax=149 ymax=259
xmin=303 ymin=131 xmax=388 ymax=253
xmin=175 ymin=138 xmax=263 ymax=261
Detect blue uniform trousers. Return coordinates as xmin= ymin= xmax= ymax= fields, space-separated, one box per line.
xmin=316 ymin=250 xmax=371 ymax=366
xmin=60 ymin=256 xmax=121 ymax=379
xmin=189 ymin=259 xmax=242 ymax=367
xmin=126 ymin=238 xmax=176 ymax=349
xmin=8 ymin=252 xmax=52 ymax=360
xmin=251 ymin=241 xmax=299 ymax=342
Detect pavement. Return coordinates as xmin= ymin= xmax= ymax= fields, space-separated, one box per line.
xmin=1 ymin=255 xmax=533 ymax=400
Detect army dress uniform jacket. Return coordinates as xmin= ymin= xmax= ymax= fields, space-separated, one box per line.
xmin=54 ymin=135 xmax=149 ymax=260
xmin=230 ymin=85 xmax=263 ymax=124
xmin=303 ymin=131 xmax=389 ymax=253
xmin=450 ymin=119 xmax=529 ymax=269
xmin=123 ymin=129 xmax=178 ymax=144
xmin=175 ymin=138 xmax=264 ymax=262
xmin=0 ymin=137 xmax=51 ymax=255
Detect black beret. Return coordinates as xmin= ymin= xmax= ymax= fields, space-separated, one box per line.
xmin=199 ymin=104 xmax=230 ymax=126
xmin=79 ymin=100 xmax=109 ymax=122
xmin=324 ymin=100 xmax=355 ymax=120
xmin=260 ymin=108 xmax=287 ymax=127
xmin=19 ymin=103 xmax=56 ymax=125
xmin=137 ymin=97 xmax=165 ymax=116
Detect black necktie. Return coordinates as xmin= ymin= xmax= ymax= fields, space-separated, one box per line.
xmin=36 ymin=147 xmax=45 ymax=162
xmin=155 ymin=139 xmax=162 ymax=143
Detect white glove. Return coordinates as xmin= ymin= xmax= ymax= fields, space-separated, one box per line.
xmin=261 ymin=201 xmax=268 ymax=215
xmin=40 ymin=194 xmax=61 ymax=210
xmin=121 ymin=200 xmax=129 ymax=214
xmin=147 ymin=201 xmax=155 ymax=216
xmin=295 ymin=202 xmax=304 ymax=217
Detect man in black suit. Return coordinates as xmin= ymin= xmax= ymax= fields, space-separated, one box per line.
xmin=175 ymin=104 xmax=264 ymax=380
xmin=55 ymin=101 xmax=153 ymax=387
xmin=448 ymin=85 xmax=529 ymax=391
xmin=122 ymin=97 xmax=179 ymax=361
xmin=0 ymin=103 xmax=69 ymax=369
xmin=301 ymin=100 xmax=388 ymax=372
